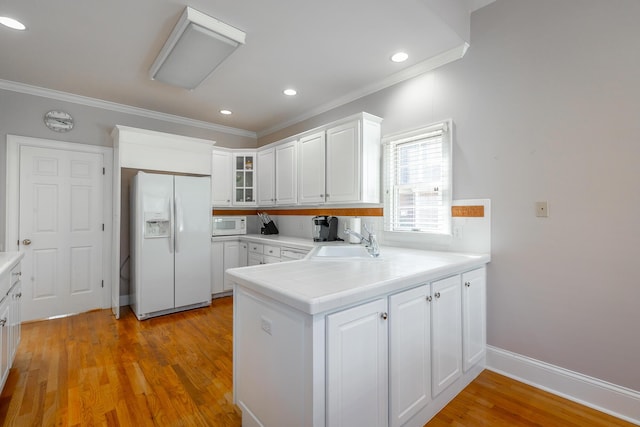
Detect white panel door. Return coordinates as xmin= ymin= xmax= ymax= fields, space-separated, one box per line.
xmin=326 ymin=298 xmax=388 ymax=427
xmin=431 ymin=275 xmax=462 ymax=397
xmin=19 ymin=146 xmax=104 ymax=321
xmin=174 ymin=176 xmax=212 ymax=308
xmin=389 ymin=285 xmax=432 ymax=427
xmin=326 ymin=120 xmax=360 ymax=203
xmin=298 ymin=131 xmax=326 ymax=204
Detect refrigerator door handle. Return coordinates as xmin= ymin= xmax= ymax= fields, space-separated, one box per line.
xmin=175 ymin=195 xmax=183 ymax=253
xmin=169 ymin=196 xmax=175 ymax=254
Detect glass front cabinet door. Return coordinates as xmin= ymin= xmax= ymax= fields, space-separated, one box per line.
xmin=233 ymin=153 xmax=257 ymax=205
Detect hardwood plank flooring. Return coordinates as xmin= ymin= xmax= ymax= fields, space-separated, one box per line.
xmin=0 ymin=296 xmax=634 ymax=426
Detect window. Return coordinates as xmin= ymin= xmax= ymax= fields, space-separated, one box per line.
xmin=383 ymin=120 xmax=452 ymax=235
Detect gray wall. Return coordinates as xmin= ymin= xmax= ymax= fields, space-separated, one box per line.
xmin=0 ymin=88 xmax=257 ymax=248
xmin=260 ymin=0 xmax=640 ymax=391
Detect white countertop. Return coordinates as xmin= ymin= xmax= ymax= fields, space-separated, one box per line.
xmin=226 ymin=245 xmax=490 ymax=315
xmin=212 ymin=234 xmax=318 ymax=250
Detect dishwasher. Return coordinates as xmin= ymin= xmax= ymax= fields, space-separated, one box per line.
xmin=280 ymin=247 xmax=309 ymax=261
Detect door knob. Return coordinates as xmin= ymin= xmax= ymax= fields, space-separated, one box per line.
xmin=22 ymin=239 xmax=32 ymax=246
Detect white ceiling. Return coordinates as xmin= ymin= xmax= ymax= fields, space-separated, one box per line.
xmin=0 ymin=0 xmax=494 ymax=136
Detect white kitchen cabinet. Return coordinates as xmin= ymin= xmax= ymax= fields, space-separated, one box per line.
xmin=431 ymin=275 xmax=462 ymax=397
xmin=233 ymin=152 xmax=256 ymax=206
xmin=462 ymin=267 xmax=486 ymax=372
xmin=0 ymin=297 xmax=9 ymax=390
xmin=298 ymin=113 xmax=382 ymax=205
xmin=0 ymin=257 xmax=23 ymax=392
xmin=257 ymin=148 xmax=275 ymax=206
xmin=9 ymin=282 xmax=22 ymax=363
xmin=326 ymin=298 xmax=388 ymax=427
xmin=211 ymin=241 xmax=224 ymax=294
xmin=223 ymin=241 xmax=248 ymax=291
xmin=211 ymin=149 xmax=233 ymax=206
xmin=389 ymin=284 xmax=432 ymax=427
xmin=211 ymin=240 xmax=248 ymax=294
xmin=275 ymin=140 xmax=298 ymax=205
xmin=298 ymin=131 xmax=326 ymax=204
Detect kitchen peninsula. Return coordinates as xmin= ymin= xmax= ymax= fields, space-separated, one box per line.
xmin=227 ymin=245 xmax=490 ymax=427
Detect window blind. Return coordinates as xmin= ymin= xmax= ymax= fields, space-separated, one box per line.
xmin=383 ymin=121 xmax=452 ymax=234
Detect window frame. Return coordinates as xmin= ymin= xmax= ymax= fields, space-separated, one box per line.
xmin=382 ymin=119 xmax=453 ymax=236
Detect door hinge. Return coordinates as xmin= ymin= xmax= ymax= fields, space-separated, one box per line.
xmin=101 ymin=280 xmax=104 ymax=288
xmin=17 ymin=240 xmax=20 ymax=246
xmin=102 ymin=224 xmax=105 ymax=231
xmin=102 ymin=167 xmax=105 ymax=175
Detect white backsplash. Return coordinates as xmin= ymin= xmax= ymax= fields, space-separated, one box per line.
xmin=255 ymin=199 xmax=491 ymax=255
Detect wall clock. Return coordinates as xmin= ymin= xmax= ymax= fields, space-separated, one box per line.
xmin=44 ymin=110 xmax=74 ymax=132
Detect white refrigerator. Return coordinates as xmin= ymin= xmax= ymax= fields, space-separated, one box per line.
xmin=131 ymin=172 xmax=211 ymax=320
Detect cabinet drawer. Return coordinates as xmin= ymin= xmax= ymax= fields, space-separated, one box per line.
xmin=263 ymin=245 xmax=281 ymax=258
xmin=10 ymin=263 xmax=21 ymax=287
xmin=248 ymin=243 xmax=264 ymax=254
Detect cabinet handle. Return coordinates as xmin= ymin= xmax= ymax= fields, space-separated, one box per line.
xmin=434 ymin=292 xmax=441 ymax=299
xmin=426 ymin=295 xmax=432 ymax=302
xmin=465 ymin=281 xmax=471 ymax=287
xmin=0 ymin=318 xmax=6 ymax=327
xmin=325 ymin=193 xmax=330 ymax=198
xmin=12 ymin=271 xmax=21 ymax=277
xmin=380 ymin=312 xmax=388 ymax=320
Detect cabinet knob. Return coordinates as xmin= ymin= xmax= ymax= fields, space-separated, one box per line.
xmin=380 ymin=312 xmax=388 ymax=320
xmin=434 ymin=292 xmax=441 ymax=299
xmin=12 ymin=271 xmax=21 ymax=277
xmin=22 ymin=239 xmax=32 ymax=246
xmin=0 ymin=318 xmax=6 ymax=327
xmin=426 ymin=295 xmax=432 ymax=302
xmin=465 ymin=281 xmax=471 ymax=287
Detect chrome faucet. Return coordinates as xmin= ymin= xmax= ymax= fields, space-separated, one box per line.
xmin=344 ymin=223 xmax=380 ymax=257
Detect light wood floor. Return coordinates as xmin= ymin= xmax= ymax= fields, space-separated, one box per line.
xmin=0 ymin=296 xmax=634 ymax=426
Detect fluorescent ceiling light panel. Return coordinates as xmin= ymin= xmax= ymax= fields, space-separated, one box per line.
xmin=149 ymin=7 xmax=246 ymax=90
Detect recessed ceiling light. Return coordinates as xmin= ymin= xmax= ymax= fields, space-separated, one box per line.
xmin=220 ymin=109 xmax=232 ymax=115
xmin=283 ymin=89 xmax=297 ymax=96
xmin=391 ymin=52 xmax=409 ymax=63
xmin=0 ymin=16 xmax=26 ymax=30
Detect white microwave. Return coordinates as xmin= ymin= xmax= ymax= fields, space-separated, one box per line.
xmin=212 ymin=216 xmax=247 ymax=236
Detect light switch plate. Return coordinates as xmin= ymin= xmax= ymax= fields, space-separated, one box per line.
xmin=536 ymin=201 xmax=549 ymax=217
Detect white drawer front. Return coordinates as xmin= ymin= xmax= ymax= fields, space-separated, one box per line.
xmin=263 ymin=245 xmax=281 ymax=258
xmin=249 ymin=243 xmax=264 ymax=254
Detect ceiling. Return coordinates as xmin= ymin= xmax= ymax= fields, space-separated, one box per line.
xmin=0 ymin=0 xmax=494 ymax=137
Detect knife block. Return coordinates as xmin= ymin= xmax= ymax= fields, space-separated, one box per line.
xmin=261 ymin=220 xmax=279 ymax=235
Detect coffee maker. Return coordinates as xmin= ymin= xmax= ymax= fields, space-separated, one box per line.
xmin=312 ymin=216 xmax=340 ymax=241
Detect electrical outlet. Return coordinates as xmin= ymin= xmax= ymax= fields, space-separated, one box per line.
xmin=261 ymin=316 xmax=272 ymax=335
xmin=536 ymin=201 xmax=549 ymax=217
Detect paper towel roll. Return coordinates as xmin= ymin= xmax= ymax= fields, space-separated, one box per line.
xmin=349 ymin=217 xmax=361 ymax=244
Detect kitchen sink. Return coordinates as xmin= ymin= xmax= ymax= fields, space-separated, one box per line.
xmin=308 ymin=245 xmax=381 ymax=260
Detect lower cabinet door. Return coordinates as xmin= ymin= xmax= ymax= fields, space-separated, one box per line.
xmin=463 ymin=267 xmax=486 ymax=371
xmin=326 ymin=298 xmax=388 ymax=427
xmin=0 ymin=298 xmax=10 ymax=389
xmin=389 ymin=285 xmax=431 ymax=427
xmin=431 ymin=275 xmax=462 ymax=397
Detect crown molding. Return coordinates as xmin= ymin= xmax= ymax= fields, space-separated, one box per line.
xmin=0 ymin=79 xmax=256 ymax=139
xmin=256 ymin=42 xmax=469 ymax=138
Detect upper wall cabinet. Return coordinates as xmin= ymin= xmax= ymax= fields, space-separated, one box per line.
xmin=275 ymin=140 xmax=298 ymax=205
xmin=233 ymin=152 xmax=257 ymax=206
xmin=257 ymin=148 xmax=275 ymax=206
xmin=211 ymin=149 xmax=233 ymax=206
xmin=257 ymin=139 xmax=298 ymax=206
xmin=299 ymin=113 xmax=382 ymax=205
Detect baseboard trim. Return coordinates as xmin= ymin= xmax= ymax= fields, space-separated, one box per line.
xmin=486 ymin=345 xmax=640 ymax=425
